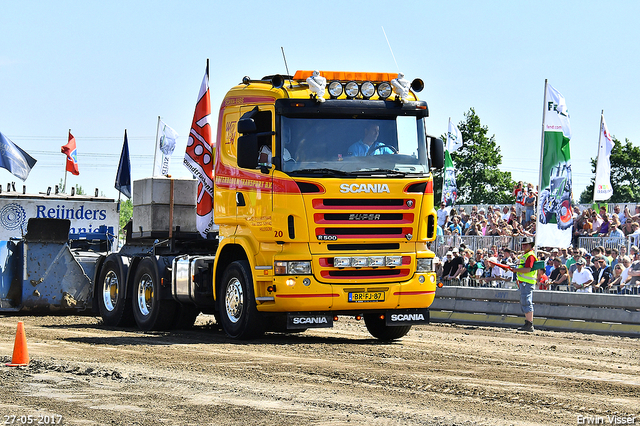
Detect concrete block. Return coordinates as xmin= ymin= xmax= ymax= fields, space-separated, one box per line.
xmin=133 ymin=204 xmax=196 ymax=234
xmin=133 ymin=177 xmax=197 ymax=207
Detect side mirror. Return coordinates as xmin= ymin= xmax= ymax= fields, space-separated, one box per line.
xmin=429 ymin=136 xmax=444 ymax=170
xmin=237 ymin=134 xmax=259 ymax=169
xmin=237 ymin=117 xmax=257 ymax=134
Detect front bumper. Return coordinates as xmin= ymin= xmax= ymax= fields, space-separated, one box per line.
xmin=255 ymin=271 xmax=437 ymax=313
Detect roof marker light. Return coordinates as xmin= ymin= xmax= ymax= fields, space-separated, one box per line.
xmin=328 ymin=81 xmax=343 ymax=98
xmin=377 ymin=82 xmax=392 ymax=99
xmin=361 ymin=81 xmax=375 ymax=99
xmin=344 ymin=81 xmax=359 ymax=99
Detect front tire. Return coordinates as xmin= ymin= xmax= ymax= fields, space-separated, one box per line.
xmin=218 ymin=260 xmax=264 ymax=339
xmin=132 ymin=258 xmax=177 ymax=331
xmin=98 ymin=258 xmax=134 ymax=327
xmin=364 ymin=314 xmax=411 ymax=341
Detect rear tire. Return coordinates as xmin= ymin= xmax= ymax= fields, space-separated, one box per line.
xmin=132 ymin=258 xmax=177 ymax=331
xmin=218 ymin=260 xmax=264 ymax=339
xmin=98 ymin=259 xmax=134 ymax=327
xmin=364 ymin=314 xmax=411 ymax=341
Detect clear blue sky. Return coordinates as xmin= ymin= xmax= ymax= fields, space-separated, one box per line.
xmin=1 ymin=0 xmax=638 ymax=200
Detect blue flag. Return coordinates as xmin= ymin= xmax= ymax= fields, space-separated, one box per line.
xmin=115 ymin=130 xmax=131 ymax=198
xmin=0 ymin=132 xmax=37 ymax=181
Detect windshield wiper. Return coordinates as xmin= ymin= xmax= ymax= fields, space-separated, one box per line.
xmin=354 ymin=169 xmax=407 ymax=177
xmin=290 ymin=168 xmax=352 ymax=177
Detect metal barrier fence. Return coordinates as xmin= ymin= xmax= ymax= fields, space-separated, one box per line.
xmin=440 ymin=278 xmax=629 ymax=293
xmin=455 ymin=203 xmax=640 ymax=216
xmin=432 ymin=235 xmax=633 ymax=259
xmin=432 ymin=235 xmax=523 ymax=258
xmin=578 ymin=236 xmax=631 ymax=253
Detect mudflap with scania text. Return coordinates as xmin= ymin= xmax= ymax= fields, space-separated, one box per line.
xmin=287 ymin=312 xmax=334 ymax=329
xmin=385 ymin=309 xmax=430 ymax=326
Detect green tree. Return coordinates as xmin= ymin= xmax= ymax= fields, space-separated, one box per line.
xmin=119 ymin=199 xmax=133 ymax=235
xmin=579 ymin=138 xmax=640 ymax=203
xmin=434 ymin=108 xmax=515 ymax=204
xmin=57 ymin=179 xmax=84 ymax=195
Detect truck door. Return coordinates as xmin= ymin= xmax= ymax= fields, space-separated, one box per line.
xmin=235 ymin=106 xmax=274 ymax=242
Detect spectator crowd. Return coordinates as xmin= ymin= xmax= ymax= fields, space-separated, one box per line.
xmin=437 ymin=243 xmax=640 ymax=294
xmin=436 ymin=181 xmax=539 ymax=241
xmin=435 ymin=182 xmax=640 ymax=295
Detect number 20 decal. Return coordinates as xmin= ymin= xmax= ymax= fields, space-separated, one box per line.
xmin=274 ymin=230 xmax=283 ymax=238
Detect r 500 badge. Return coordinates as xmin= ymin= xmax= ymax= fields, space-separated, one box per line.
xmin=317 ymin=235 xmax=337 ymax=241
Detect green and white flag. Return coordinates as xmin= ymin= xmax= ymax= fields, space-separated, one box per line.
xmin=442 ymin=151 xmax=457 ymax=207
xmin=537 ymin=82 xmax=573 ymax=248
xmin=441 ymin=118 xmax=462 ymax=207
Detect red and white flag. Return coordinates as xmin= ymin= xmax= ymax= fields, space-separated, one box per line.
xmin=61 ymin=131 xmax=79 ymax=175
xmin=183 ymin=62 xmax=214 ymax=237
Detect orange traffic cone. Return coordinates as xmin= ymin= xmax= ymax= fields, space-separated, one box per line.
xmin=6 ymin=321 xmax=29 ymax=367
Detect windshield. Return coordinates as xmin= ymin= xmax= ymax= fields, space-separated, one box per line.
xmin=279 ymin=116 xmax=428 ymax=176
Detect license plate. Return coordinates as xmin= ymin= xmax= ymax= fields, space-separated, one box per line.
xmin=348 ymin=291 xmax=385 ymax=303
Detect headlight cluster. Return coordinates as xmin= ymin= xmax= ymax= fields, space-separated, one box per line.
xmin=334 ymin=256 xmax=403 ymax=268
xmin=274 ymin=261 xmax=312 ymax=275
xmin=416 ymin=258 xmax=434 ymax=273
xmin=328 ymin=80 xmax=393 ymax=100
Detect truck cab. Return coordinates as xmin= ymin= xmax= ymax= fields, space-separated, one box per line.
xmin=212 ymin=70 xmax=444 ymax=339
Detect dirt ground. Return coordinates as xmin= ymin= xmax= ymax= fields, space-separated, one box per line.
xmin=0 ymin=314 xmax=638 ymax=426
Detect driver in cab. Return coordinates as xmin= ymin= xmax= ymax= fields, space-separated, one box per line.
xmin=347 ymin=123 xmax=394 ymax=156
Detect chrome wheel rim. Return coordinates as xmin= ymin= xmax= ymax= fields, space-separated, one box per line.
xmin=224 ymin=278 xmax=244 ymax=324
xmin=102 ymin=270 xmax=118 ymax=312
xmin=137 ymin=273 xmax=154 ymax=317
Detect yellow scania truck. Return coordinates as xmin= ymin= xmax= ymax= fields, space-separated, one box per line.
xmin=96 ymin=70 xmax=444 ymax=341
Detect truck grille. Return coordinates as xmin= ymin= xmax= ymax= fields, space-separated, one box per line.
xmin=313 ymin=198 xmax=414 ymax=241
xmin=312 ymin=197 xmax=416 ymax=282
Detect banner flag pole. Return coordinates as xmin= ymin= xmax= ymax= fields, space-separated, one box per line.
xmin=152 ymin=116 xmax=161 ymax=176
xmin=593 ymin=111 xmax=604 ymax=205
xmin=535 ymin=79 xmax=548 ymax=249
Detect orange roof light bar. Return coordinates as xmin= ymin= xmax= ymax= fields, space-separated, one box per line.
xmin=293 ymin=70 xmax=397 ymax=82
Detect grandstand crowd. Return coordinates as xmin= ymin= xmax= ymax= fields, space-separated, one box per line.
xmin=434 ymin=183 xmax=640 ymax=294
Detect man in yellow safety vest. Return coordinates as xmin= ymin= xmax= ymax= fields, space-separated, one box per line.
xmin=510 ymin=236 xmax=538 ymax=332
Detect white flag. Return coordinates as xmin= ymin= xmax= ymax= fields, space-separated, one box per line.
xmin=593 ymin=113 xmax=614 ymax=201
xmin=446 ymin=118 xmax=463 ymax=152
xmin=153 ymin=120 xmax=179 ymax=177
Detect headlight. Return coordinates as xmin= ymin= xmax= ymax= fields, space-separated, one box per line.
xmin=368 ymin=256 xmax=385 ymax=267
xmin=352 ymin=257 xmax=369 ymax=268
xmin=417 ymin=258 xmax=434 ymax=272
xmin=334 ymin=257 xmax=351 ymax=268
xmin=328 ymin=81 xmax=343 ymax=98
xmin=275 ymin=261 xmax=312 ymax=275
xmin=344 ymin=81 xmax=359 ymax=98
xmin=334 ymin=256 xmax=403 ymax=268
xmin=377 ymin=82 xmax=392 ymax=99
xmin=361 ymin=81 xmax=375 ymax=99
xmin=385 ymin=256 xmax=403 ymax=267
